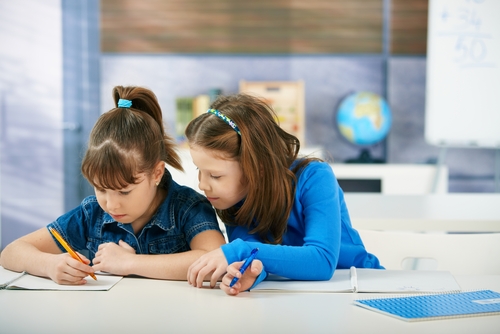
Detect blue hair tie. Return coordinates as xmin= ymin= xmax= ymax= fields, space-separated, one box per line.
xmin=118 ymin=99 xmax=132 ymax=108
xmin=207 ymin=109 xmax=241 ymax=135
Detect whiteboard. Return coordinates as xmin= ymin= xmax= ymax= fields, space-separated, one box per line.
xmin=425 ymin=0 xmax=500 ymax=148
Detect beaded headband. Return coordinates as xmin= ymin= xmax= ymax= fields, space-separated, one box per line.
xmin=118 ymin=99 xmax=132 ymax=108
xmin=207 ymin=109 xmax=241 ymax=135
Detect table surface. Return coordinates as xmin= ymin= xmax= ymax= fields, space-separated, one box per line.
xmin=1 ymin=274 xmax=499 ymax=334
xmin=344 ymin=193 xmax=500 ymax=232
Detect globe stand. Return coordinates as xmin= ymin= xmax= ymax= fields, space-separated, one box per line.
xmin=345 ymin=148 xmax=385 ymax=164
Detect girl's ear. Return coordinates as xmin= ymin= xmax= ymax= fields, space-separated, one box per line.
xmin=154 ymin=161 xmax=165 ymax=184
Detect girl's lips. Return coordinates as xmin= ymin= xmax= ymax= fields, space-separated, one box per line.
xmin=111 ymin=214 xmax=126 ymax=220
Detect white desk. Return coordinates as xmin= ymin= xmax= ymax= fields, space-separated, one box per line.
xmin=332 ymin=163 xmax=449 ymax=194
xmin=345 ymin=193 xmax=500 ymax=232
xmin=1 ymin=275 xmax=499 ymax=334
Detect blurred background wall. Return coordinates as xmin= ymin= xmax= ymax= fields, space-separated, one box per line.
xmin=0 ymin=0 xmax=100 ymax=248
xmin=0 ymin=0 xmax=497 ymax=249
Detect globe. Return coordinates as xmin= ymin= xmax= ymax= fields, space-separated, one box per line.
xmin=336 ymin=92 xmax=392 ymax=146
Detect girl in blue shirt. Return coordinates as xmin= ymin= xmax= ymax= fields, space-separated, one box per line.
xmin=185 ymin=93 xmax=382 ymax=295
xmin=0 ymin=86 xmax=225 ymax=285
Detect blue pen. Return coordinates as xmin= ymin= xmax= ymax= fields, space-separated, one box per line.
xmin=229 ymin=248 xmax=259 ymax=288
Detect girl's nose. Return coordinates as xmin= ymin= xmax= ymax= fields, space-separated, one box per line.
xmin=198 ymin=172 xmax=210 ymax=192
xmin=106 ymin=194 xmax=121 ymax=212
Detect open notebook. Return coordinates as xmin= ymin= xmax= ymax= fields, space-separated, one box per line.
xmin=1 ymin=266 xmax=122 ymax=291
xmin=252 ymin=267 xmax=461 ymax=293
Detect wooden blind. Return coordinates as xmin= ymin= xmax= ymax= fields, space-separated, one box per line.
xmin=101 ymin=0 xmax=427 ymax=55
xmin=391 ymin=0 xmax=428 ymax=55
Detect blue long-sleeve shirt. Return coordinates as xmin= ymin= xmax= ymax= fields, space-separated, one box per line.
xmin=221 ymin=161 xmax=382 ymax=286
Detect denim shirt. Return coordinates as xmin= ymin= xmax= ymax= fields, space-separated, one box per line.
xmin=47 ymin=169 xmax=220 ymax=262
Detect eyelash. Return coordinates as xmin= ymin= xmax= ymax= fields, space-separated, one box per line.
xmin=196 ymin=168 xmax=221 ymax=180
xmin=95 ymin=188 xmax=131 ymax=195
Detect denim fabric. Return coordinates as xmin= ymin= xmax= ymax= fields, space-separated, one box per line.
xmin=48 ymin=169 xmax=220 ymax=262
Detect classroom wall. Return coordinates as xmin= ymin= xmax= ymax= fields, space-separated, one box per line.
xmin=0 ymin=0 xmax=64 ymax=248
xmin=101 ymin=54 xmax=498 ymax=192
xmin=0 ymin=0 xmax=100 ymax=250
xmin=1 ymin=1 xmax=497 ymax=250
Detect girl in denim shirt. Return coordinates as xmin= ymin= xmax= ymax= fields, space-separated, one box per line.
xmin=0 ymin=86 xmax=225 ymax=285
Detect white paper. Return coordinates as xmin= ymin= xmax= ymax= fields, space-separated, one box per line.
xmin=253 ymin=268 xmax=461 ymax=293
xmin=0 ymin=266 xmax=26 ymax=288
xmin=1 ymin=266 xmax=122 ymax=291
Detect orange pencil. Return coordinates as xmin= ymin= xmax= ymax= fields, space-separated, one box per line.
xmin=48 ymin=227 xmax=97 ymax=280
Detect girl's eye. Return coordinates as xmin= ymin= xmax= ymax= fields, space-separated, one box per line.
xmin=120 ymin=191 xmax=131 ymax=195
xmin=210 ymin=175 xmax=221 ymax=179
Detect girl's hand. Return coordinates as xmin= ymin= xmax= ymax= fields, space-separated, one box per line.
xmin=220 ymin=259 xmax=263 ymax=296
xmin=92 ymin=240 xmax=136 ymax=275
xmin=187 ymin=248 xmax=227 ymax=288
xmin=48 ymin=252 xmax=93 ymax=285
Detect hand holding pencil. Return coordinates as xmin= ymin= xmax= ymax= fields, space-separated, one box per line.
xmin=49 ymin=227 xmax=97 ymax=281
xmin=221 ymin=248 xmax=263 ymax=296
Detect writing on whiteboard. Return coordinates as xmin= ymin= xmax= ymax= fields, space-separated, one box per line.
xmin=425 ymin=0 xmax=500 ymax=148
xmin=434 ymin=0 xmax=496 ymax=69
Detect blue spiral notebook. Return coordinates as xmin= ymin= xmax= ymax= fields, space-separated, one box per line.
xmin=354 ymin=290 xmax=500 ymax=322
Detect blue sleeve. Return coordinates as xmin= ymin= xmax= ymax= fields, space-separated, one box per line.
xmin=221 ymin=162 xmax=341 ymax=282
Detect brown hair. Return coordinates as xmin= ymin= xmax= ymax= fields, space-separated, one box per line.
xmin=81 ymin=86 xmax=182 ymax=190
xmin=185 ymin=93 xmax=320 ymax=244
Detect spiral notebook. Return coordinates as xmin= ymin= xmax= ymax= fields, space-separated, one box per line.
xmin=354 ymin=290 xmax=500 ymax=322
